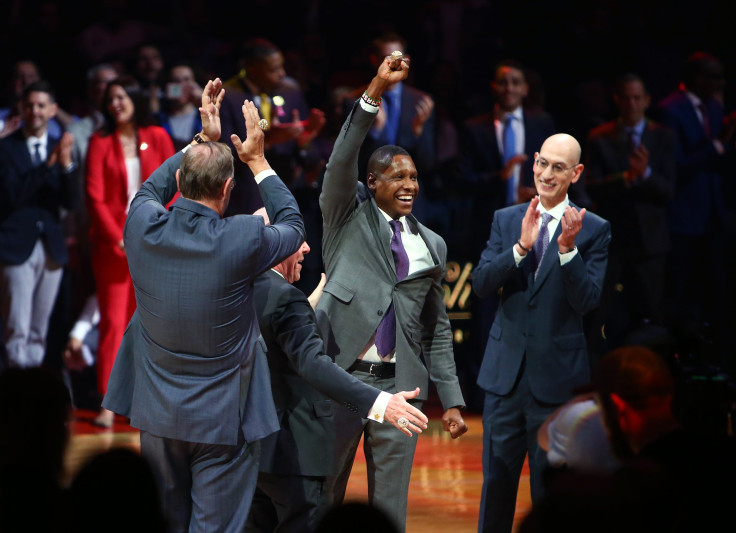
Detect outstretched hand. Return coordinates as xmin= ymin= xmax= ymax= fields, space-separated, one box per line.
xmin=198 ymin=78 xmax=224 ymax=142
xmin=384 ymin=387 xmax=429 ymax=437
xmin=231 ymin=100 xmax=270 ymax=175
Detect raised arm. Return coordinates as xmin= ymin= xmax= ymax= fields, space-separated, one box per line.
xmin=320 ymin=53 xmax=410 ymax=227
xmin=233 ymin=99 xmax=305 ymax=270
xmin=128 ymin=78 xmax=226 ymax=213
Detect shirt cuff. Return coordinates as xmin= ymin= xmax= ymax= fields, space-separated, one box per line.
xmin=253 ymin=169 xmax=276 ymax=184
xmin=513 ymin=244 xmax=526 ymax=266
xmin=366 ymin=391 xmax=392 ymax=423
xmin=359 ymin=98 xmax=380 ymax=114
xmin=559 ymin=247 xmax=578 ymax=264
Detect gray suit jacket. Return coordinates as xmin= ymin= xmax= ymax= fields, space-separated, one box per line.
xmin=317 ymin=101 xmax=465 ymax=410
xmin=103 ymin=150 xmax=305 ymax=446
xmin=472 ymin=202 xmax=610 ymax=404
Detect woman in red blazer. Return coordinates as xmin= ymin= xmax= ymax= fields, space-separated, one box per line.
xmin=86 ymin=76 xmax=174 ymax=427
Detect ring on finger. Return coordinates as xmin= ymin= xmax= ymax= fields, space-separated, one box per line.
xmin=258 ymin=119 xmax=270 ymax=130
xmin=397 ymin=417 xmax=409 ymax=429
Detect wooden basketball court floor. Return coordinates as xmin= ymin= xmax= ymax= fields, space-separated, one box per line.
xmin=66 ymin=408 xmax=532 ymax=533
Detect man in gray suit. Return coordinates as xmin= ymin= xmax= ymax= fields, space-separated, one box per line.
xmin=472 ymin=134 xmax=610 ymax=533
xmin=318 ymin=54 xmax=467 ymax=531
xmin=247 ymin=212 xmax=427 ymax=533
xmin=103 ymin=79 xmax=305 ymax=532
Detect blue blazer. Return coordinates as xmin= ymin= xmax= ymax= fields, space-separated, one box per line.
xmin=0 ymin=129 xmax=80 ymax=265
xmin=472 ymin=202 xmax=610 ymax=404
xmin=103 ymin=150 xmax=305 ymax=446
xmin=656 ymin=90 xmax=727 ymax=236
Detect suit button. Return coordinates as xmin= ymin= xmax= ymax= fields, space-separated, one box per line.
xmin=377 ymin=310 xmax=383 ymax=316
xmin=36 ymin=221 xmax=44 ymax=232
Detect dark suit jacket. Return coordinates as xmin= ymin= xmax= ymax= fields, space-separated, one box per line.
xmin=655 ymin=89 xmax=727 ymax=236
xmin=461 ymin=109 xmax=556 ymax=256
xmin=254 ymin=270 xmax=379 ymax=477
xmin=585 ymin=119 xmax=676 ymax=255
xmin=220 ymin=80 xmax=313 ymax=216
xmin=318 ymin=101 xmax=465 ymax=410
xmin=0 ymin=129 xmax=80 ymax=265
xmin=103 ymin=150 xmax=305 ymax=446
xmin=472 ymin=202 xmax=610 ymax=404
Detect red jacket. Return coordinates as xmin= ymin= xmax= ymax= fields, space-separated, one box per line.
xmin=86 ymin=125 xmax=175 ymax=245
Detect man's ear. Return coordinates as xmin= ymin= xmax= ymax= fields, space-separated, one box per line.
xmin=222 ymin=177 xmax=234 ymax=198
xmin=175 ymin=169 xmax=181 ymax=192
xmin=366 ymin=172 xmax=377 ymax=191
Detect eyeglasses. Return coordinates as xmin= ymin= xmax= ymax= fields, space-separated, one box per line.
xmin=535 ymin=157 xmax=577 ymax=176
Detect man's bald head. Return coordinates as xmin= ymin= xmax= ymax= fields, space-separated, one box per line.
xmin=533 ymin=133 xmax=584 ymax=209
xmin=540 ymin=134 xmax=582 ymax=166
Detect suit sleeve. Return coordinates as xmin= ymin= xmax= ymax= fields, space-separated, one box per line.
xmin=657 ymin=103 xmax=721 ymax=179
xmin=271 ymin=287 xmax=379 ymax=414
xmin=472 ymin=210 xmax=524 ymax=298
xmin=86 ymin=135 xmax=127 ymax=244
xmin=320 ymin=101 xmax=376 ymax=228
xmin=560 ymin=218 xmax=610 ymax=315
xmin=253 ymin=174 xmax=306 ymax=273
xmin=420 ymin=238 xmax=465 ymax=410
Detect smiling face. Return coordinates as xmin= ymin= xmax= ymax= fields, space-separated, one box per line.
xmin=277 ymin=241 xmax=310 ymax=284
xmin=368 ymin=155 xmax=419 ymax=219
xmin=22 ymin=90 xmax=57 ymax=137
xmin=106 ymin=84 xmax=135 ymax=127
xmin=492 ymin=65 xmax=528 ymax=113
xmin=533 ymin=134 xmax=583 ymax=210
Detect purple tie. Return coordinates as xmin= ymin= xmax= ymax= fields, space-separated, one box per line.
xmin=533 ymin=213 xmax=553 ymax=278
xmin=374 ymin=220 xmax=410 ymax=359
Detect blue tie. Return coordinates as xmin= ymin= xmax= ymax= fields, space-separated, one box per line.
xmin=533 ymin=213 xmax=553 ymax=278
xmin=32 ymin=142 xmax=43 ymax=166
xmin=503 ymin=115 xmax=517 ymax=206
xmin=374 ymin=220 xmax=410 ymax=359
xmin=383 ymin=91 xmax=400 ymax=145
